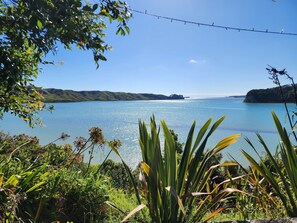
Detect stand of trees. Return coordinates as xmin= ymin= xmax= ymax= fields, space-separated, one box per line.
xmin=0 ymin=0 xmax=131 ymax=126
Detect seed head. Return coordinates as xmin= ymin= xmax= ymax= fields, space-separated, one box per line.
xmin=89 ymin=127 xmax=105 ymax=146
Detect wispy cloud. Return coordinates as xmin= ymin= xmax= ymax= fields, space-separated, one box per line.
xmin=189 ymin=59 xmax=206 ymax=64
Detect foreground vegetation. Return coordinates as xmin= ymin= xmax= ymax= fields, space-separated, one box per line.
xmin=0 ymin=129 xmax=143 ymax=222
xmin=1 ymin=110 xmax=296 ymax=222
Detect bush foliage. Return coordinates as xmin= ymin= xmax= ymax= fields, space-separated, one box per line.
xmin=0 ymin=131 xmax=137 ymax=222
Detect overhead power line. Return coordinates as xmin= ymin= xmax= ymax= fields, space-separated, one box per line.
xmin=132 ymin=9 xmax=297 ymax=37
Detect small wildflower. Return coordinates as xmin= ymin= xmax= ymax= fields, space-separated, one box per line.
xmin=60 ymin=132 xmax=70 ymax=140
xmin=109 ymin=139 xmax=122 ymax=149
xmin=74 ymin=137 xmax=87 ymax=149
xmin=89 ymin=127 xmax=105 ymax=146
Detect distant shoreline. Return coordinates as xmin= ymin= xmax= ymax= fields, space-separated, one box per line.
xmin=41 ymin=88 xmax=185 ymax=103
xmin=228 ymin=95 xmax=246 ymax=98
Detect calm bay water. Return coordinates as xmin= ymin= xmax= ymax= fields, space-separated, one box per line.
xmin=0 ymin=97 xmax=295 ymax=168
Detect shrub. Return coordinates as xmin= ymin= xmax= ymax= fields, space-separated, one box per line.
xmin=99 ymin=159 xmax=134 ymax=191
xmin=31 ymin=168 xmax=111 ymax=222
xmin=242 ymin=112 xmax=297 ymax=217
xmin=0 ymin=131 xmax=127 ymax=222
xmin=120 ymin=116 xmax=240 ymax=223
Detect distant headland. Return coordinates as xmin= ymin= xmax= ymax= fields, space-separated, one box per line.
xmin=244 ymin=84 xmax=296 ymax=103
xmin=228 ymin=95 xmax=246 ymax=98
xmin=41 ymin=88 xmax=185 ymax=103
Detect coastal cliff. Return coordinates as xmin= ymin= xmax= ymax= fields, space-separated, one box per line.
xmin=244 ymin=85 xmax=296 ymax=103
xmin=41 ymin=88 xmax=184 ymax=103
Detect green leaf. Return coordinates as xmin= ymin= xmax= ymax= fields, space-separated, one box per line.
xmin=93 ymin=4 xmax=99 ymax=11
xmin=124 ymin=26 xmax=130 ymax=34
xmin=98 ymin=54 xmax=107 ymax=61
xmin=120 ymin=27 xmax=126 ymax=35
xmin=26 ymin=181 xmax=45 ymax=193
xmin=37 ymin=20 xmax=43 ymax=29
xmin=116 ymin=27 xmax=122 ymax=35
xmin=5 ymin=175 xmax=20 ymax=187
xmin=82 ymin=5 xmax=92 ymax=11
xmin=166 ymin=186 xmax=186 ymax=215
xmin=161 ymin=120 xmax=177 ymax=188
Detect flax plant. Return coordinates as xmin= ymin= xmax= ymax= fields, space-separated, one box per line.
xmin=231 ymin=162 xmax=283 ymax=219
xmin=128 ymin=116 xmax=240 ymax=223
xmin=242 ymin=111 xmax=297 ymax=217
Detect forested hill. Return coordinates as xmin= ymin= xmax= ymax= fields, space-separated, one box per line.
xmin=244 ymin=84 xmax=296 ymax=103
xmin=41 ymin=88 xmax=184 ymax=102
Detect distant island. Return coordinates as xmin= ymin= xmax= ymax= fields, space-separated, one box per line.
xmin=244 ymin=84 xmax=296 ymax=103
xmin=229 ymin=95 xmax=246 ymax=98
xmin=41 ymin=88 xmax=185 ymax=103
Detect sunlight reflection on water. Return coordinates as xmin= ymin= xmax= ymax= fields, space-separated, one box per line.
xmin=0 ymin=98 xmax=293 ymax=168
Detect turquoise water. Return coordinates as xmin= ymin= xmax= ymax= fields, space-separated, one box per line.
xmin=0 ymin=97 xmax=295 ymax=168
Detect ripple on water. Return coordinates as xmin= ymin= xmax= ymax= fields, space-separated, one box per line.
xmin=0 ymin=98 xmax=292 ymax=168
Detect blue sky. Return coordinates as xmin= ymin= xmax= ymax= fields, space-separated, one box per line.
xmin=35 ymin=0 xmax=297 ymax=98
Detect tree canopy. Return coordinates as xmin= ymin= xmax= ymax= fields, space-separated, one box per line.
xmin=0 ymin=0 xmax=131 ymax=126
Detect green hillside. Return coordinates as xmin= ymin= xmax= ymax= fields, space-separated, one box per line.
xmin=244 ymin=84 xmax=296 ymax=103
xmin=41 ymin=88 xmax=184 ymax=102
